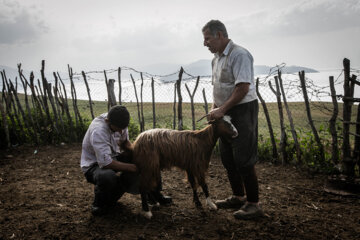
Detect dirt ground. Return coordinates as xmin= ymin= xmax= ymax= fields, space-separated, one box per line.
xmin=0 ymin=144 xmax=359 ymax=240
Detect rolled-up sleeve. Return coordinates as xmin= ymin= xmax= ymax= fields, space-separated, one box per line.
xmin=233 ymin=53 xmax=253 ymax=85
xmin=90 ymin=129 xmax=113 ymax=168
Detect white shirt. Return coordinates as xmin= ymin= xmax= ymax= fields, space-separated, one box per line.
xmin=212 ymin=40 xmax=257 ymax=107
xmin=80 ymin=113 xmax=129 ymax=173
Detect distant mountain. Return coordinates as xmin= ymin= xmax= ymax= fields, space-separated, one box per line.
xmin=1 ymin=61 xmax=318 ymax=85
xmin=181 ymin=60 xmax=318 ymax=76
xmin=183 ymin=59 xmax=212 ymax=77
xmin=281 ymin=65 xmax=318 ymax=74
xmin=142 ymin=60 xmax=318 ymax=82
xmin=254 ymin=64 xmax=318 ymax=75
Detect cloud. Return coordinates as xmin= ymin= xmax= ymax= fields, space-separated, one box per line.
xmin=275 ymin=0 xmax=360 ymax=34
xmin=67 ymin=22 xmax=199 ymax=68
xmin=229 ymin=0 xmax=360 ymax=39
xmin=0 ymin=0 xmax=48 ymax=44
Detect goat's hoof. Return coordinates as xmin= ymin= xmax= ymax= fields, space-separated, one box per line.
xmin=141 ymin=211 xmax=153 ymax=219
xmin=206 ymin=198 xmax=218 ymax=210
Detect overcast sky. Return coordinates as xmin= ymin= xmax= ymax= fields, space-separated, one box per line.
xmin=1 ymin=0 xmax=359 ymax=74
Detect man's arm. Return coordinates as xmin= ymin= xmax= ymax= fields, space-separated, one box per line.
xmin=209 ymin=82 xmax=249 ymax=120
xmin=105 ymin=140 xmax=136 ymax=172
xmin=103 ymin=160 xmax=137 ymax=172
xmin=91 ymin=130 xmax=138 ymax=173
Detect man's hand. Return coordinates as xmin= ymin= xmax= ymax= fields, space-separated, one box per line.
xmin=210 ymin=83 xmax=250 ymax=120
xmin=208 ymin=107 xmax=225 ymax=120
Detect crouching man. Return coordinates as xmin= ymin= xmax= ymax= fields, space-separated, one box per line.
xmin=80 ymin=105 xmax=172 ymax=216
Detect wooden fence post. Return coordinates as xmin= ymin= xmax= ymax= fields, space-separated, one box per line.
xmin=256 ymin=78 xmax=278 ymax=161
xmin=269 ymin=76 xmax=287 ymax=164
xmin=107 ymin=79 xmax=117 ymax=107
xmin=342 ymin=58 xmax=358 ymax=176
xmin=68 ymin=65 xmax=78 ymax=131
xmin=82 ymin=71 xmax=95 ymax=119
xmin=0 ymin=100 xmax=10 ymax=148
xmin=45 ymin=82 xmax=61 ymax=139
xmin=58 ymin=72 xmax=76 ymax=142
xmin=18 ymin=65 xmax=39 ymax=145
xmin=130 ymin=74 xmax=143 ymax=132
xmin=40 ymin=60 xmax=50 ymax=119
xmin=0 ymin=72 xmax=12 ymax=147
xmin=299 ymin=70 xmax=325 ymax=163
xmin=329 ymin=76 xmax=339 ymax=165
xmin=342 ymin=58 xmax=352 ymax=175
xmin=118 ymin=67 xmax=122 ymax=105
xmin=202 ymin=88 xmax=208 ymax=115
xmin=173 ymin=82 xmax=177 ymax=129
xmin=41 ymin=61 xmax=58 ymax=143
xmin=29 ymin=72 xmax=44 ymax=120
xmin=52 ymin=74 xmax=65 ymax=134
xmin=278 ymin=70 xmax=301 ymax=164
xmin=36 ymin=79 xmax=46 ymax=111
xmin=151 ymin=77 xmax=156 ymax=128
xmin=9 ymin=80 xmax=35 ymax=143
xmin=354 ymin=102 xmax=360 ymax=170
xmin=176 ymin=67 xmax=184 ymax=130
xmin=104 ymin=70 xmax=111 ymax=110
xmin=68 ymin=65 xmax=82 ymax=140
xmin=185 ymin=76 xmax=200 ymax=130
xmin=140 ymin=73 xmax=145 ymax=131
xmin=3 ymin=72 xmax=25 ymax=143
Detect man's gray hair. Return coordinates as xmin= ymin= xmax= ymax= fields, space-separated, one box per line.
xmin=202 ymin=20 xmax=228 ymax=38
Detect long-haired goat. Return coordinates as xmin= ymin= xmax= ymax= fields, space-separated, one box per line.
xmin=131 ymin=115 xmax=238 ymax=219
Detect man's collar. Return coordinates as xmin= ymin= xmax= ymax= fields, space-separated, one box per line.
xmin=223 ymin=40 xmax=233 ymax=56
xmin=215 ymin=40 xmax=233 ymax=58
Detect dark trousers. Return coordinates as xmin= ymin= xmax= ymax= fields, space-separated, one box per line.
xmin=219 ymin=100 xmax=259 ymax=203
xmin=84 ymin=155 xmax=140 ymax=207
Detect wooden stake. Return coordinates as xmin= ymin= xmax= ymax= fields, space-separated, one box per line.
xmin=256 ymin=78 xmax=278 ymax=161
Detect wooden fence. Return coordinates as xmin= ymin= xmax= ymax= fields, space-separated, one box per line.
xmin=0 ymin=59 xmax=359 ymax=177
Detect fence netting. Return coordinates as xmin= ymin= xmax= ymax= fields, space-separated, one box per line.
xmin=1 ymin=63 xmax=359 ymax=144
xmin=61 ymin=65 xmax=358 ymax=138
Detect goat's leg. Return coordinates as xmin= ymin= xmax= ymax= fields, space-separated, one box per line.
xmin=200 ymin=182 xmax=217 ymax=210
xmin=187 ymin=171 xmax=201 ymax=207
xmin=140 ymin=189 xmax=152 ymax=219
xmin=148 ymin=173 xmax=163 ymax=206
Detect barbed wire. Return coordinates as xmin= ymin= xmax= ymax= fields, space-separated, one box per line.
xmin=3 ymin=62 xmax=359 ymax=134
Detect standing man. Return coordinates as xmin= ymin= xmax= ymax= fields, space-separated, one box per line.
xmin=81 ymin=105 xmax=171 ymax=216
xmin=202 ymin=20 xmax=263 ymax=219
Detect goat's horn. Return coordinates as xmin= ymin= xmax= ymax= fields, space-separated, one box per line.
xmin=196 ymin=114 xmax=209 ymax=122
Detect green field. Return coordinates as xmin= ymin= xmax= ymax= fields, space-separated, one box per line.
xmin=2 ymin=93 xmax=359 ymax=174
xmin=3 ymin=93 xmax=358 ymax=139
xmin=75 ymin=98 xmax=358 ymax=140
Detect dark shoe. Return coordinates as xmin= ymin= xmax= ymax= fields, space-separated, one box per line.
xmin=215 ymin=196 xmax=246 ymax=209
xmin=233 ymin=203 xmax=264 ymax=220
xmin=91 ymin=205 xmax=109 ymax=216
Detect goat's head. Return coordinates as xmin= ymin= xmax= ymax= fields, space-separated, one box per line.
xmin=209 ymin=115 xmax=238 ymax=140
